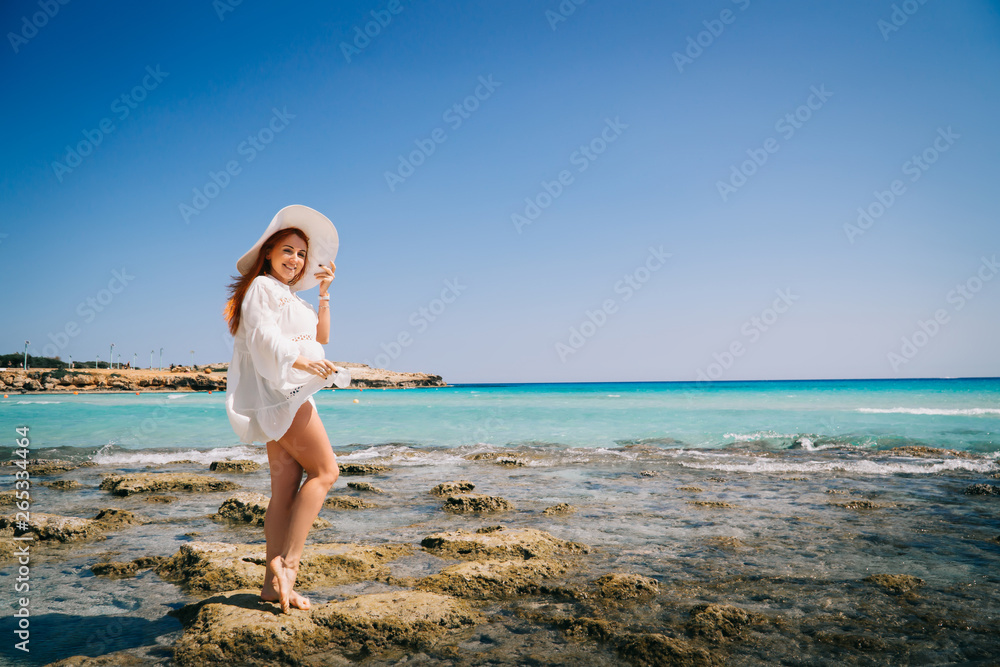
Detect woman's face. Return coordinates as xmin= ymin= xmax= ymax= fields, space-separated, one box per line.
xmin=265 ymin=233 xmax=307 ymax=284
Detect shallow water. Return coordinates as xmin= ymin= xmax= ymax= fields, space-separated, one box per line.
xmin=0 ymin=379 xmax=998 ymax=665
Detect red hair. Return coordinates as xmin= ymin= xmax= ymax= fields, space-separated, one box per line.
xmin=224 ymin=227 xmax=310 ymax=336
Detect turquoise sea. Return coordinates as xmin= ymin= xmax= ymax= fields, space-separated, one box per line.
xmin=1 ymin=378 xmax=998 ymax=665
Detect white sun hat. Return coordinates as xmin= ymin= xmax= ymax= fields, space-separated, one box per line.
xmin=236 ymin=204 xmax=339 ymax=292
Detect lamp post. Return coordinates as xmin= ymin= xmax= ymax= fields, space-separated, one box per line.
xmin=23 ymin=341 xmax=29 ymax=371
xmin=159 ymin=348 xmax=163 ymax=371
xmin=110 ymin=343 xmax=115 ymax=370
xmin=96 ymin=354 xmax=100 ymax=369
xmin=132 ymin=353 xmax=137 ymax=369
xmin=190 ymin=350 xmax=195 ymax=369
xmin=69 ymin=354 xmax=73 ymax=369
xmin=150 ymin=350 xmax=154 ymax=369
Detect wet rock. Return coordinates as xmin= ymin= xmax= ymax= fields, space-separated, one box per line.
xmin=443 ymin=493 xmax=514 ymax=513
xmin=44 ymin=651 xmax=150 ymax=666
xmin=417 ymin=559 xmax=568 ymax=599
xmin=171 ymin=590 xmax=330 ymax=666
xmin=323 ymin=495 xmax=374 ymax=510
xmin=421 ymin=527 xmax=588 ymax=560
xmin=41 ymin=479 xmax=84 ymax=490
xmin=0 ymin=491 xmax=16 ymax=505
xmin=677 ymin=486 xmax=703 ymax=493
xmin=814 ymin=630 xmax=888 ymax=651
xmin=887 ymin=445 xmax=973 ymax=459
xmin=214 ymin=492 xmax=325 ymax=528
xmin=430 ymin=481 xmax=475 ymax=496
xmin=494 ymin=457 xmax=526 ymax=467
xmin=157 ymin=541 xmax=412 ymax=593
xmin=347 ymin=481 xmax=384 ymax=494
xmin=132 ymin=555 xmax=167 ymax=570
xmin=210 ymin=459 xmax=262 ymax=473
xmin=542 ymin=503 xmax=575 ymax=515
xmin=825 ymin=488 xmax=853 ymax=495
xmin=703 ymin=536 xmax=746 ymax=551
xmin=0 ymin=513 xmax=103 ymax=542
xmin=688 ymin=501 xmax=738 ymax=509
xmin=91 ymin=561 xmax=138 ymax=578
xmin=593 ymin=573 xmax=659 ymax=600
xmin=686 ymin=603 xmax=765 ymax=641
xmin=830 ymin=500 xmax=889 ymax=510
xmin=616 ymin=632 xmax=712 ymax=666
xmin=864 ymin=573 xmax=924 ymax=594
xmin=476 ymin=525 xmax=506 ymax=534
xmin=92 ymin=508 xmax=143 ymax=530
xmin=639 ymin=470 xmax=660 ymax=477
xmin=100 ymin=472 xmax=239 ymax=496
xmin=312 ymin=590 xmax=481 ymax=653
xmin=964 ymin=483 xmax=1000 ymax=496
xmin=338 ymin=463 xmax=389 ymax=475
xmin=1 ymin=459 xmax=96 ymax=476
xmin=144 ymin=494 xmax=178 ymax=503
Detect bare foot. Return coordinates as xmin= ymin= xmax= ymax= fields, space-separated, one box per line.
xmin=266 ymin=555 xmax=290 ymax=613
xmin=260 ymin=588 xmax=310 ymax=610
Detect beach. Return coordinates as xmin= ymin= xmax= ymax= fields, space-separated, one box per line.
xmin=0 ymin=379 xmax=998 ymax=665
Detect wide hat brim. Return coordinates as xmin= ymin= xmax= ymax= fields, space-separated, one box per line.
xmin=236 ymin=205 xmax=339 ymax=292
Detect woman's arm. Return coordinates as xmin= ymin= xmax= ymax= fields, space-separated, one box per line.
xmin=314 ymin=261 xmax=335 ymax=345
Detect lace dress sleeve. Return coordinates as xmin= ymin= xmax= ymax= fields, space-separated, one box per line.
xmin=241 ymin=279 xmax=299 ymax=385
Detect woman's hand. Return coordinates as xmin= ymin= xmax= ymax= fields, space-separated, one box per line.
xmin=315 ymin=261 xmax=335 ymax=295
xmin=293 ymin=355 xmax=339 ymax=379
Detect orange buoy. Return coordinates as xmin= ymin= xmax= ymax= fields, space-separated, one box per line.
xmin=353 ymin=398 xmax=359 ymax=403
xmin=135 ymin=392 xmax=140 ymax=395
xmin=208 ymin=390 xmax=213 ymax=394
xmin=2 ymin=394 xmax=7 ymax=398
xmin=73 ymin=391 xmax=78 ymax=395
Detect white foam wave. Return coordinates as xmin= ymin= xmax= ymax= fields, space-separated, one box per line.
xmin=166 ymin=394 xmax=189 ymax=400
xmin=680 ymin=457 xmax=997 ymax=476
xmin=724 ymin=431 xmax=797 ymax=442
xmin=13 ymin=400 xmax=63 ymax=405
xmin=856 ymin=407 xmax=1000 ymax=416
xmin=91 ymin=445 xmax=266 ymax=466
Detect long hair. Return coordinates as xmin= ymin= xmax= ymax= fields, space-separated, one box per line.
xmin=224 ymin=227 xmax=310 ymax=336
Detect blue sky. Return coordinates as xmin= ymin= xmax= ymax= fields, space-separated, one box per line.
xmin=2 ymin=0 xmax=998 ymax=383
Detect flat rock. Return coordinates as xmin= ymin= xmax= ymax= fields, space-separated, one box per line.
xmin=91 ymin=561 xmax=138 ymax=578
xmin=338 ymin=463 xmax=389 ymax=475
xmin=312 ymin=590 xmax=481 ymax=653
xmin=346 ymin=481 xmax=384 ymax=494
xmin=210 ymin=460 xmax=262 ymax=473
xmin=442 ymin=494 xmax=514 ymax=513
xmin=685 ymin=603 xmax=765 ymax=641
xmin=100 ymin=472 xmax=239 ymax=496
xmin=542 ymin=502 xmax=575 ymax=515
xmin=213 ymin=492 xmax=327 ymax=529
xmin=593 ymin=573 xmax=659 ymax=600
xmin=41 ymin=479 xmax=84 ymax=490
xmin=1 ymin=459 xmax=96 ymax=476
xmin=617 ymin=632 xmax=713 ymax=666
xmin=92 ymin=508 xmax=143 ymax=530
xmin=417 ymin=559 xmax=567 ymax=599
xmin=965 ymin=483 xmax=1000 ymax=496
xmin=688 ymin=500 xmax=738 ymax=509
xmin=323 ymin=495 xmax=374 ymax=510
xmin=0 ymin=491 xmax=16 ymax=505
xmin=864 ymin=573 xmax=924 ymax=594
xmin=430 ymin=481 xmax=475 ymax=496
xmin=421 ymin=527 xmax=588 ymax=560
xmin=0 ymin=512 xmax=103 ymax=542
xmin=157 ymin=541 xmax=412 ymax=593
xmin=830 ymin=500 xmax=890 ymax=510
xmin=171 ymin=590 xmax=329 ymax=666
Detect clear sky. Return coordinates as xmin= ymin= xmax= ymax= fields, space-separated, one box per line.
xmin=2 ymin=0 xmax=998 ymax=383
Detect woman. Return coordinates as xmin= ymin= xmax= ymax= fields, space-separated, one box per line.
xmin=223 ymin=204 xmax=345 ymax=613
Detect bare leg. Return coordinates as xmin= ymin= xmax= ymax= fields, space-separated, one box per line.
xmin=261 ymin=400 xmax=338 ymax=613
xmin=261 ymin=441 xmax=308 ymax=609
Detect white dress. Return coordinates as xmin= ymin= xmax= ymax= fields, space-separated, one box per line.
xmin=225 ymin=273 xmax=335 ymax=443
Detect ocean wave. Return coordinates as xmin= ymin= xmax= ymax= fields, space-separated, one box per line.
xmin=11 ymin=400 xmax=63 ymax=405
xmin=856 ymin=407 xmax=1000 ymax=416
xmin=723 ymin=431 xmax=798 ymax=442
xmin=91 ymin=444 xmax=266 ymax=466
xmin=679 ymin=457 xmax=997 ymax=476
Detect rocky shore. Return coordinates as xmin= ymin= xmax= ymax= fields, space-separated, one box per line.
xmin=0 ymin=362 xmax=445 ymax=393
xmin=3 ymin=443 xmax=997 ymax=666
